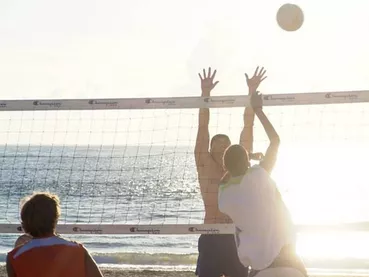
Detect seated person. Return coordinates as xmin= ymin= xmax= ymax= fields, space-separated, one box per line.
xmin=7 ymin=192 xmax=103 ymax=277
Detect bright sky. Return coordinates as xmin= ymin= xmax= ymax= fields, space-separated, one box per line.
xmin=0 ymin=0 xmax=369 ymax=100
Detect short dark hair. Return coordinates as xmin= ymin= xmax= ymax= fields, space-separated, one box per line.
xmin=21 ymin=192 xmax=61 ymax=237
xmin=223 ymin=144 xmax=249 ymax=176
xmin=210 ymin=134 xmax=230 ymax=147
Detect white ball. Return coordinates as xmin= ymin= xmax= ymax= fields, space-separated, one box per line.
xmin=276 ymin=3 xmax=304 ymax=32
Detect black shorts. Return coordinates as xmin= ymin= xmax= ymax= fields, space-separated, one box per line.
xmin=195 ymin=234 xmax=248 ymax=277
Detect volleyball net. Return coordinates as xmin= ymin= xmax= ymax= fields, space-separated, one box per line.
xmin=0 ymin=90 xmax=369 ymax=234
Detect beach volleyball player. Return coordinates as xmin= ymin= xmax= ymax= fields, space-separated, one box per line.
xmin=219 ymin=91 xmax=307 ymax=277
xmin=194 ymin=67 xmax=266 ymax=277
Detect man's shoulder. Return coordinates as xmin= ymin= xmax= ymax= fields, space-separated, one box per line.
xmin=14 ymin=234 xmax=32 ymax=248
xmin=52 ymin=236 xmax=84 ymax=250
xmin=225 ymin=166 xmax=262 ymax=185
xmin=246 ymin=165 xmax=269 ymax=178
xmin=198 ymin=160 xmax=224 ymax=185
xmin=219 ymin=175 xmax=244 ymax=192
xmin=8 ymin=236 xmax=33 ymax=257
xmin=243 ymin=165 xmax=276 ymax=192
xmin=250 ymin=164 xmax=264 ymax=171
xmin=196 ymin=151 xmax=212 ymax=169
xmin=197 ymin=155 xmax=220 ymax=171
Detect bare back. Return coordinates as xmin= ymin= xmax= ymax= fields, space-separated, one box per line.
xmin=197 ymin=154 xmax=232 ymax=224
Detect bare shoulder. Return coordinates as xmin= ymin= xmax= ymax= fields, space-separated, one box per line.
xmin=198 ymin=158 xmax=224 ymax=194
xmin=14 ymin=234 xmax=32 ymax=248
xmin=196 ymin=152 xmax=213 ymax=176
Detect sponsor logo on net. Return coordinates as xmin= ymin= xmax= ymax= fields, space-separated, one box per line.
xmin=145 ymin=98 xmax=176 ymax=106
xmin=73 ymin=227 xmax=103 ymax=234
xmin=130 ymin=227 xmax=161 ymax=234
xmin=88 ymin=100 xmax=118 ymax=107
xmin=188 ymin=227 xmax=220 ymax=234
xmin=325 ymin=93 xmax=358 ymax=100
xmin=0 ymin=103 xmax=6 ymax=108
xmin=33 ymin=101 xmax=62 ymax=107
xmin=203 ymin=97 xmax=235 ymax=104
xmin=263 ymin=95 xmax=295 ymax=101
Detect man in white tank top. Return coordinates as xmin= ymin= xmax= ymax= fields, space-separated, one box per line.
xmin=218 ymin=91 xmax=307 ymax=277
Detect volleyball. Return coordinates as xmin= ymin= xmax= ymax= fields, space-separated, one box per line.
xmin=276 ymin=3 xmax=304 ymax=32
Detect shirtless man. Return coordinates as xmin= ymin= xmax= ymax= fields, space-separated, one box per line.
xmin=195 ymin=67 xmax=266 ymax=277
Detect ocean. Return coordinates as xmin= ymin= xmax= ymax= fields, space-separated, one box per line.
xmin=0 ymin=139 xmax=369 ymax=273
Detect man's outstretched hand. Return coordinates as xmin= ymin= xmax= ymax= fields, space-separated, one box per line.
xmin=198 ymin=67 xmax=219 ymax=96
xmin=250 ymin=91 xmax=263 ymax=110
xmin=245 ymin=66 xmax=267 ymax=94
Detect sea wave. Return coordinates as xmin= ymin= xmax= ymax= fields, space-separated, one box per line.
xmin=0 ymin=252 xmax=197 ymax=266
xmin=92 ymin=252 xmax=197 ymax=265
xmin=2 ymin=250 xmax=369 ymax=269
xmin=2 ymin=251 xmax=369 ymax=274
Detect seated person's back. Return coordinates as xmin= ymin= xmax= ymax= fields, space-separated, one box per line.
xmin=7 ymin=192 xmax=103 ymax=277
xmin=9 ymin=236 xmax=85 ymax=277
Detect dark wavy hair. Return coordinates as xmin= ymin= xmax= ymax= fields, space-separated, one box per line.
xmin=21 ymin=192 xmax=61 ymax=237
xmin=223 ymin=144 xmax=250 ymax=177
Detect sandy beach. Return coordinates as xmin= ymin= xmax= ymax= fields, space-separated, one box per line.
xmin=1 ymin=266 xmax=367 ymax=277
xmin=100 ymin=269 xmax=193 ymax=277
xmin=0 ymin=266 xmax=194 ymax=277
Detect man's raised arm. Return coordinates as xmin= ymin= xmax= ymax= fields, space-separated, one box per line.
xmin=240 ymin=67 xmax=267 ymax=156
xmin=194 ymin=68 xmax=219 ymax=169
xmin=250 ymin=91 xmax=280 ymax=174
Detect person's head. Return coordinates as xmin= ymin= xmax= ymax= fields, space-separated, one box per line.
xmin=223 ymin=144 xmax=250 ymax=177
xmin=20 ymin=192 xmax=61 ymax=238
xmin=210 ymin=134 xmax=231 ymax=163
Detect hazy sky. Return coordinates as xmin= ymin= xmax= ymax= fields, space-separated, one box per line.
xmin=0 ymin=0 xmax=368 ymax=100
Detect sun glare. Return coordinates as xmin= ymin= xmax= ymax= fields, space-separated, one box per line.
xmin=272 ymin=143 xmax=369 ymax=259
xmin=297 ymin=232 xmax=369 ymax=259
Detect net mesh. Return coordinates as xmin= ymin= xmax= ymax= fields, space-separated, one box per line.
xmin=1 ymin=100 xmax=369 ymax=231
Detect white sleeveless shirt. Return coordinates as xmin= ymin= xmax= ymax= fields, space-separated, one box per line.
xmin=218 ymin=165 xmax=295 ymax=270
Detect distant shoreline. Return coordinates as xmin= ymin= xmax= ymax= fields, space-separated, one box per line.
xmin=1 ymin=266 xmax=369 ymax=277
xmin=0 ymin=266 xmax=194 ymax=277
